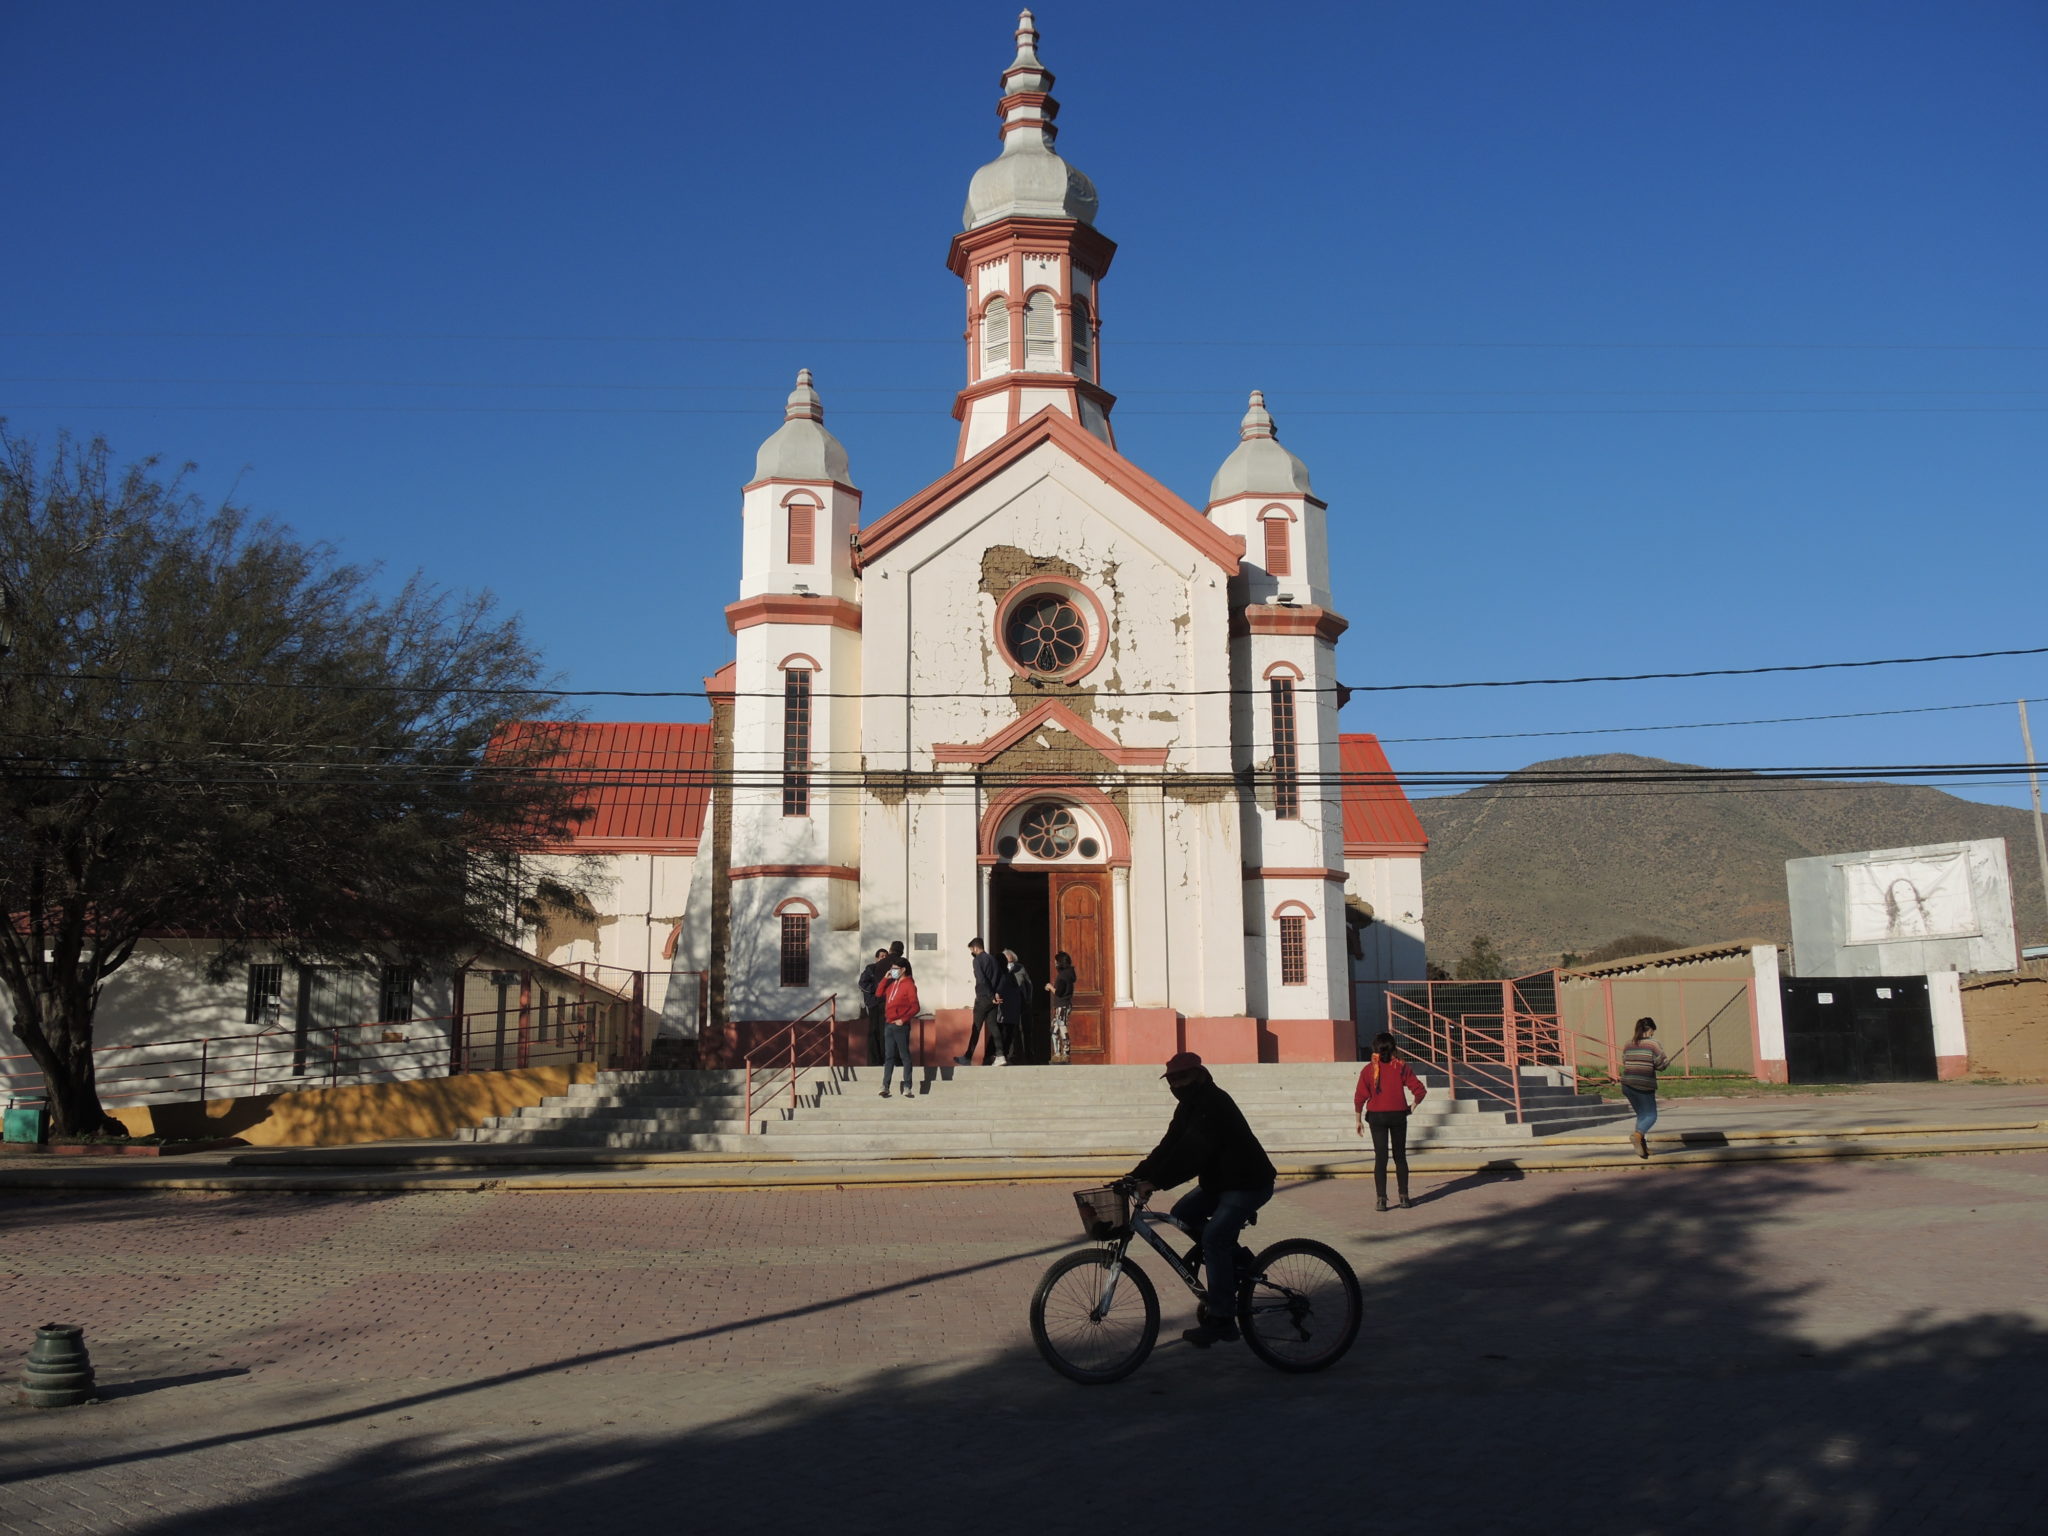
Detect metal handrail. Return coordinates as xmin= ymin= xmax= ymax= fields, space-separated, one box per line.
xmin=741 ymin=995 xmax=839 ymax=1133
xmin=1386 ymin=971 xmax=1565 ymax=1122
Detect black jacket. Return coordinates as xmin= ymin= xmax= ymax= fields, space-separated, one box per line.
xmin=857 ymin=959 xmax=889 ymax=1006
xmin=998 ymin=962 xmax=1031 ymax=1020
xmin=971 ymin=950 xmax=1003 ymax=1000
xmin=1051 ymin=963 xmax=1076 ymax=1002
xmin=1132 ymin=1079 xmax=1276 ymax=1195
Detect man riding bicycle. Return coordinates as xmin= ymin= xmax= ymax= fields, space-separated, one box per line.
xmin=1128 ymin=1051 xmax=1277 ymax=1349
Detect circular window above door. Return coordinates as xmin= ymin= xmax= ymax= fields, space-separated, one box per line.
xmin=1017 ymin=803 xmax=1080 ymax=859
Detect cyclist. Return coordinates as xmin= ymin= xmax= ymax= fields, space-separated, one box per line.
xmin=1128 ymin=1051 xmax=1276 ymax=1349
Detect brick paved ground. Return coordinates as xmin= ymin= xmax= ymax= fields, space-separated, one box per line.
xmin=3 ymin=1154 xmax=2045 ymax=1535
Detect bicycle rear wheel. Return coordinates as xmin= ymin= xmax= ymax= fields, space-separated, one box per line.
xmin=1030 ymin=1248 xmax=1160 ymax=1384
xmin=1237 ymin=1238 xmax=1361 ymax=1373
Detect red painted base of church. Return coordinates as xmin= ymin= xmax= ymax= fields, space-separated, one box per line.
xmin=1259 ymin=1018 xmax=1354 ymax=1063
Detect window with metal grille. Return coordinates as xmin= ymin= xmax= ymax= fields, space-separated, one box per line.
xmin=1279 ymin=915 xmax=1308 ymax=986
xmin=779 ymin=913 xmax=810 ymax=986
xmin=782 ymin=668 xmax=812 ymax=816
xmin=246 ymin=964 xmax=285 ymax=1027
xmin=378 ymin=965 xmax=414 ymax=1023
xmin=786 ymin=500 xmax=815 ymax=564
xmin=1025 ymin=292 xmax=1058 ymax=370
xmin=1072 ymin=296 xmax=1093 ymax=380
xmin=1262 ymin=515 xmax=1292 ymax=576
xmin=981 ymin=296 xmax=1010 ymax=374
xmin=1270 ymin=678 xmax=1300 ymax=819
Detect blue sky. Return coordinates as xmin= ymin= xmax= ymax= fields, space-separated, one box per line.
xmin=4 ymin=0 xmax=2045 ymax=811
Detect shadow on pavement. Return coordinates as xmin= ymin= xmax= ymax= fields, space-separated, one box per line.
xmin=19 ymin=1169 xmax=2048 ymax=1535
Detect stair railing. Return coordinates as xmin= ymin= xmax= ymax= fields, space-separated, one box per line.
xmin=1386 ymin=971 xmax=1568 ymax=1122
xmin=741 ymin=995 xmax=838 ymax=1133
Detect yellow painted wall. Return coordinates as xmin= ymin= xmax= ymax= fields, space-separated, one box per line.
xmin=109 ymin=1063 xmax=598 ymax=1147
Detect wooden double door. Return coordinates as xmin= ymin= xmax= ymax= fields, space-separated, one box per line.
xmin=990 ymin=866 xmax=1115 ymax=1064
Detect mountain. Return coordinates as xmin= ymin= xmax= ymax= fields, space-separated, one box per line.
xmin=1412 ymin=754 xmax=2048 ymax=973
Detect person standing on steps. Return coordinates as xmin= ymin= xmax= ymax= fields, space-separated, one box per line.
xmin=956 ymin=938 xmax=1004 ymax=1066
xmin=1620 ymin=1017 xmax=1669 ymax=1159
xmin=1354 ymin=1031 xmax=1427 ymax=1211
xmin=997 ymin=947 xmax=1032 ymax=1065
xmin=857 ymin=948 xmax=891 ymax=1067
xmin=1046 ymin=950 xmax=1076 ymax=1064
xmin=1129 ymin=1052 xmax=1277 ymax=1351
xmin=878 ymin=958 xmax=920 ymax=1102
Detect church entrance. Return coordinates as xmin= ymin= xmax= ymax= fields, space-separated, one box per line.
xmin=989 ymin=864 xmax=1113 ymax=1065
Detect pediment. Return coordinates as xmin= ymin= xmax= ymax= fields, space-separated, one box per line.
xmin=930 ymin=699 xmax=1169 ymax=768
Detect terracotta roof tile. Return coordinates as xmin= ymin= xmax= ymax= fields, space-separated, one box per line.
xmin=509 ymin=721 xmax=713 ymax=854
xmin=1339 ymin=733 xmax=1428 ymax=855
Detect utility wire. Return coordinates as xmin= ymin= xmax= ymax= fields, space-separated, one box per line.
xmin=12 ymin=401 xmax=2048 ymax=419
xmin=26 ymin=642 xmax=2048 ymax=701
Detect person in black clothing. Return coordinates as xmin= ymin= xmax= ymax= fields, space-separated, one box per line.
xmin=856 ymin=948 xmax=891 ymax=1067
xmin=1130 ymin=1051 xmax=1277 ymax=1349
xmin=955 ymin=938 xmax=1005 ymax=1066
xmin=1045 ymin=950 xmax=1076 ymax=1063
xmin=997 ymin=947 xmax=1031 ymax=1064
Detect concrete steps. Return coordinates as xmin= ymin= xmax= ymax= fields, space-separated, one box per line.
xmin=463 ymin=1060 xmax=1628 ymax=1156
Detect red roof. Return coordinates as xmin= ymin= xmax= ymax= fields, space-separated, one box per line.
xmin=516 ymin=721 xmax=713 ymax=854
xmin=1339 ymin=733 xmax=1428 ymax=855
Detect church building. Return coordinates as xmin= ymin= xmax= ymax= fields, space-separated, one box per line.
xmin=541 ymin=12 xmax=1427 ymax=1065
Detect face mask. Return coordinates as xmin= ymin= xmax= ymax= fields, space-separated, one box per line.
xmin=888 ymin=970 xmax=903 ymax=981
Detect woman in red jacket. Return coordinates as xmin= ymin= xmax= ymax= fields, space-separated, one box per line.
xmin=878 ymin=959 xmax=920 ymax=1102
xmin=1354 ymin=1031 xmax=1427 ymax=1211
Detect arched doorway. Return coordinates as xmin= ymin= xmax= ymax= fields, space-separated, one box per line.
xmin=980 ymin=788 xmax=1127 ymax=1064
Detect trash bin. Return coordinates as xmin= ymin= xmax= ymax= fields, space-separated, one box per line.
xmin=3 ymin=1097 xmax=49 ymax=1144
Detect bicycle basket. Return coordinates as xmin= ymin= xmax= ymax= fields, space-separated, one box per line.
xmin=1074 ymin=1185 xmax=1130 ymax=1240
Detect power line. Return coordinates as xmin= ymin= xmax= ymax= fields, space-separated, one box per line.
xmin=1378 ymin=695 xmax=2048 ymax=745
xmin=24 ymin=642 xmax=2048 ymax=703
xmin=7 ymin=330 xmax=2047 ymax=351
xmin=11 ymin=401 xmax=2048 ymax=419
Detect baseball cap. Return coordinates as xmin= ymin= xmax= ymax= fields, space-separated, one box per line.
xmin=1160 ymin=1051 xmax=1204 ymax=1079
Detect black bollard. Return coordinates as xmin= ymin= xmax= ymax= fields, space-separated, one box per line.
xmin=21 ymin=1324 xmax=97 ymax=1408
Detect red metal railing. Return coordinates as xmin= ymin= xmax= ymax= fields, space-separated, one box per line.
xmin=1385 ymin=974 xmax=1563 ymax=1122
xmin=741 ymin=995 xmax=838 ymax=1133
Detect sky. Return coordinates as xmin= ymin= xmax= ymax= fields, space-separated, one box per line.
xmin=4 ymin=0 xmax=2046 ymax=813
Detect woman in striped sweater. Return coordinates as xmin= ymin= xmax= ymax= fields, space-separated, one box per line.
xmin=1620 ymin=1017 xmax=1669 ymax=1159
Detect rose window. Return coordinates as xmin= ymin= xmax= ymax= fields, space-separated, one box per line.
xmin=1017 ymin=803 xmax=1080 ymax=859
xmin=1004 ymin=593 xmax=1088 ymax=675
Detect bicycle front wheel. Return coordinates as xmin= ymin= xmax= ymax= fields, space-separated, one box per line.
xmin=1238 ymin=1238 xmax=1361 ymax=1373
xmin=1029 ymin=1248 xmax=1160 ymax=1384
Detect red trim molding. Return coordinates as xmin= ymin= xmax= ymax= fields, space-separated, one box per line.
xmin=539 ymin=837 xmax=701 ymax=856
xmin=932 ymin=699 xmax=1170 ymax=768
xmin=726 ymin=594 xmax=863 ymax=634
xmin=1232 ymin=605 xmax=1349 ymax=643
xmin=741 ymin=477 xmax=861 ymax=501
xmin=704 ymin=662 xmax=737 ymax=703
xmin=859 ymin=408 xmax=1241 ymax=575
xmin=729 ymin=864 xmax=860 ymax=882
xmin=1243 ymin=867 xmax=1348 ymax=882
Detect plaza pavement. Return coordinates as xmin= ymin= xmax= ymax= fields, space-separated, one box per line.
xmin=2 ymin=1147 xmax=2046 ymax=1534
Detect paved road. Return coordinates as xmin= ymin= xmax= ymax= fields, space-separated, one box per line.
xmin=4 ymin=1154 xmax=2046 ymax=1534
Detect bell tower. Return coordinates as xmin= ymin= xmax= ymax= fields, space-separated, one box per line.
xmin=949 ymin=11 xmax=1118 ymax=463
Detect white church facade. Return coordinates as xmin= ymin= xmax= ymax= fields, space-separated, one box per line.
xmin=537 ymin=12 xmax=1427 ymax=1066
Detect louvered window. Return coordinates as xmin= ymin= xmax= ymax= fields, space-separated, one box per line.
xmin=1025 ymin=292 xmax=1058 ymax=370
xmin=1072 ymin=297 xmax=1093 ymax=380
xmin=780 ymin=914 xmax=811 ymax=987
xmin=1271 ymin=678 xmax=1300 ymax=819
xmin=787 ymin=501 xmax=815 ymax=565
xmin=1279 ymin=916 xmax=1308 ymax=986
xmin=981 ymin=297 xmax=1010 ymax=374
xmin=1263 ymin=516 xmax=1291 ymax=576
xmin=782 ymin=669 xmax=812 ymax=817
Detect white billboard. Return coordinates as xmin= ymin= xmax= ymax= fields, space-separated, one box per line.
xmin=1787 ymin=838 xmax=2017 ymax=978
xmin=1841 ymin=851 xmax=1980 ymax=946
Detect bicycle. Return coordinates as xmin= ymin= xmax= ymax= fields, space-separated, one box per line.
xmin=1029 ymin=1179 xmax=1362 ymax=1384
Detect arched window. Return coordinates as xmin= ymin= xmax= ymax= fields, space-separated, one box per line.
xmin=981 ymin=296 xmax=1010 ymax=375
xmin=1279 ymin=915 xmax=1308 ymax=986
xmin=1270 ymin=677 xmax=1300 ymax=819
xmin=779 ymin=911 xmax=810 ymax=986
xmin=782 ymin=668 xmax=812 ymax=817
xmin=1025 ymin=292 xmax=1058 ymax=371
xmin=785 ymin=498 xmax=816 ymax=565
xmin=1072 ymin=296 xmax=1093 ymax=380
xmin=1262 ymin=514 xmax=1292 ymax=577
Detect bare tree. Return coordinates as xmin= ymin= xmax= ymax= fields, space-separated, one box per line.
xmin=0 ymin=426 xmax=587 ymax=1135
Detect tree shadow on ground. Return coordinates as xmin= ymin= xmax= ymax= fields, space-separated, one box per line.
xmin=17 ymin=1169 xmax=2048 ymax=1536
xmin=0 ymin=1190 xmax=400 ymax=1238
